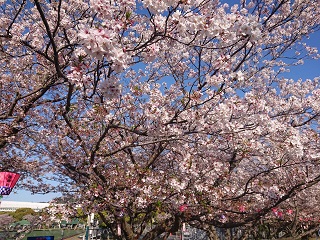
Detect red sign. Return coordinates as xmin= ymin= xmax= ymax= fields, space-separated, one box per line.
xmin=0 ymin=172 xmax=20 ymax=195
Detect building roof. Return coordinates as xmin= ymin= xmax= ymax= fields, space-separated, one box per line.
xmin=13 ymin=219 xmax=30 ymax=226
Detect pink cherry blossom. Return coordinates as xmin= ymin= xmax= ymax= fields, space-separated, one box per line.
xmin=0 ymin=0 xmax=320 ymax=239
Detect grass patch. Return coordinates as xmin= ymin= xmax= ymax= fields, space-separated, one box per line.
xmin=1 ymin=229 xmax=86 ymax=240
xmin=23 ymin=229 xmax=84 ymax=240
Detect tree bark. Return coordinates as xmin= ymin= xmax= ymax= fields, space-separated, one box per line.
xmin=207 ymin=225 xmax=220 ymax=240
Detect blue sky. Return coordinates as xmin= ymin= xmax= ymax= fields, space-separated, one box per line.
xmin=5 ymin=2 xmax=320 ymax=203
xmin=4 ymin=189 xmax=61 ymax=202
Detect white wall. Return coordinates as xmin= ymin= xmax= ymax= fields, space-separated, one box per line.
xmin=0 ymin=201 xmax=49 ymax=212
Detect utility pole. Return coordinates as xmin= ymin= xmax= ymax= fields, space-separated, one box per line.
xmin=84 ymin=213 xmax=95 ymax=240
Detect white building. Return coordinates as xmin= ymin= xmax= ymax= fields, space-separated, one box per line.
xmin=0 ymin=201 xmax=50 ymax=212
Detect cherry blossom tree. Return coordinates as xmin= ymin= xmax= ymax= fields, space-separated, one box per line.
xmin=1 ymin=0 xmax=320 ymax=239
xmin=0 ymin=213 xmax=14 ymax=231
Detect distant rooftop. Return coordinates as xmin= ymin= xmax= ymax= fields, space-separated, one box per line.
xmin=0 ymin=200 xmax=50 ymax=212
